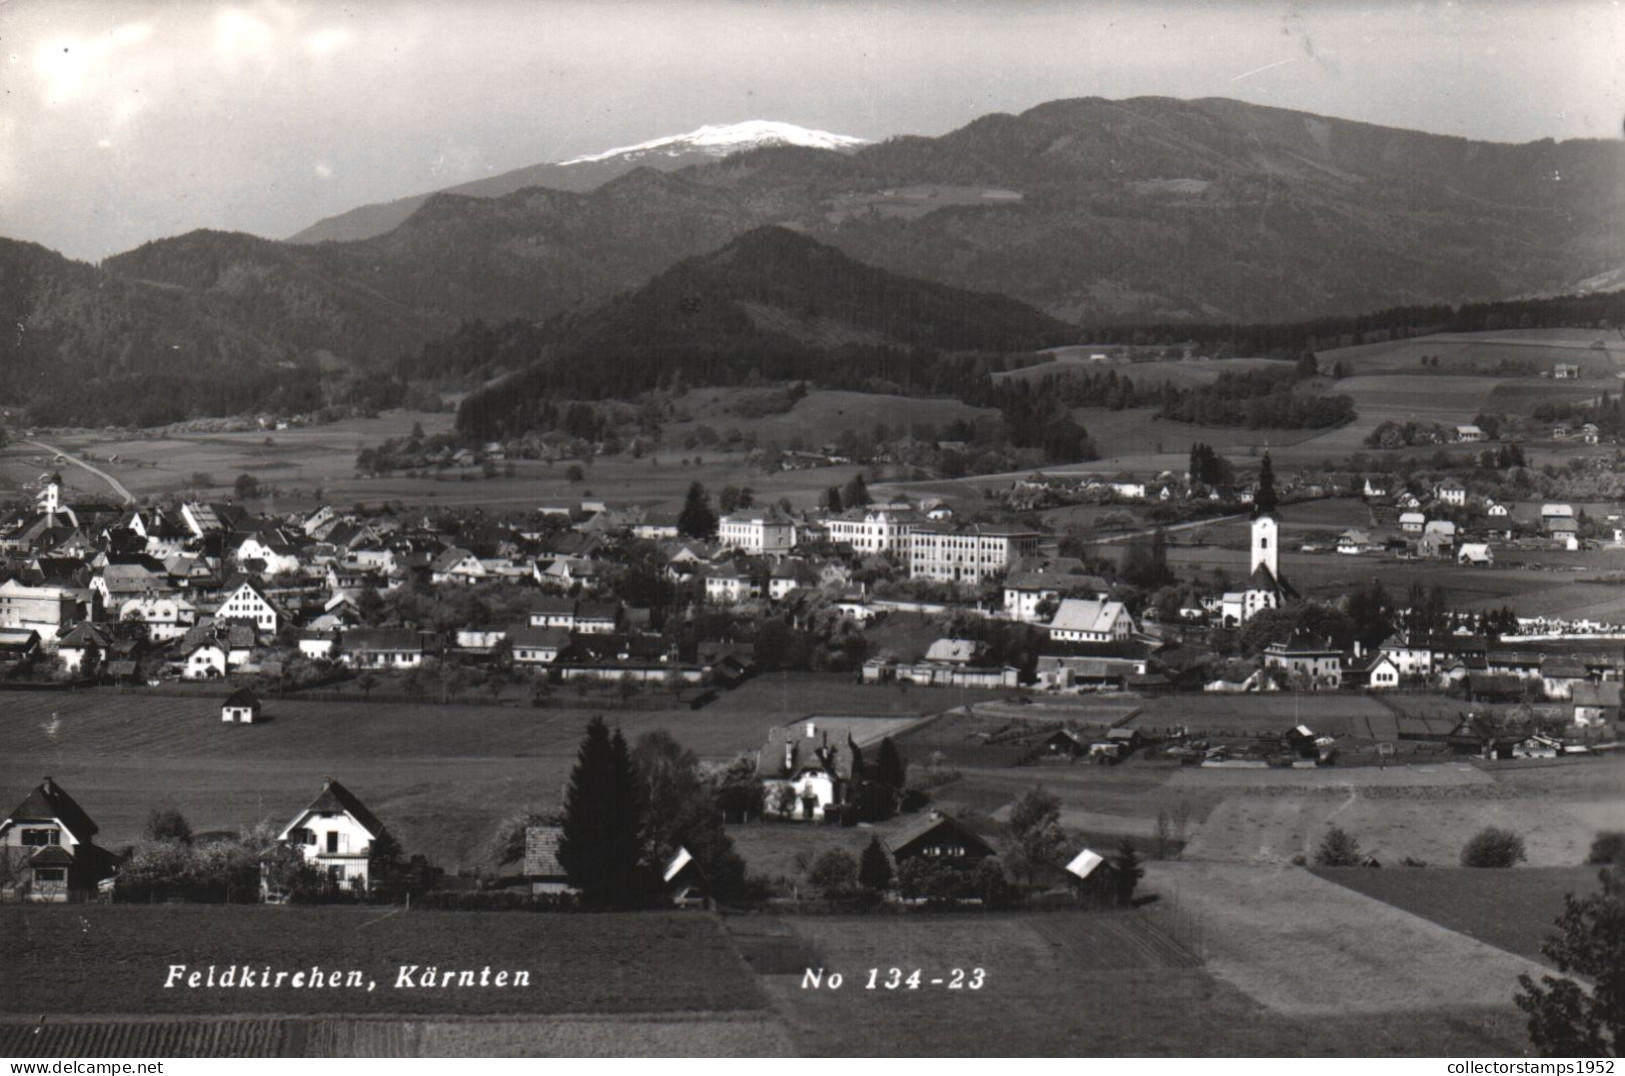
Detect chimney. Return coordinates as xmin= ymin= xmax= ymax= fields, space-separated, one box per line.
xmin=41 ymin=776 xmax=54 ymax=793
xmin=783 ymin=742 xmax=794 ymax=771
xmin=805 ymin=721 xmax=816 ymax=739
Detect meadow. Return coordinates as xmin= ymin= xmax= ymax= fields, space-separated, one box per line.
xmin=0 ymin=674 xmax=924 ymax=866
xmin=1313 ymin=866 xmax=1603 ymax=964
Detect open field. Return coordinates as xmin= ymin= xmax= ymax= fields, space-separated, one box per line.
xmin=665 ymin=388 xmax=996 ymax=445
xmin=993 ymin=356 xmax=1292 ymax=388
xmin=1176 ymin=760 xmax=1625 ymax=868
xmin=0 ymin=674 xmax=926 ymax=865
xmin=1317 ymin=330 xmax=1625 ymax=380
xmin=1314 ymin=866 xmax=1603 ymax=964
xmin=1154 ymin=860 xmax=1546 ymax=1032
xmin=0 ymin=905 xmax=766 ymax=1017
xmin=755 ymin=905 xmax=1525 ymax=1055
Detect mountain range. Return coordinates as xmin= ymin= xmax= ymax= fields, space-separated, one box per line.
xmin=286 ymin=121 xmax=870 ymax=245
xmin=3 ymin=95 xmax=1621 ymax=426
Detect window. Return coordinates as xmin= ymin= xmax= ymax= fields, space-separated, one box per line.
xmin=34 ymin=868 xmax=66 ymax=883
xmin=326 ymin=831 xmax=343 ymax=854
xmin=21 ymin=828 xmax=60 ymax=847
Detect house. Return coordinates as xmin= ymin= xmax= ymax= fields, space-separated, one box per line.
xmin=216 ymin=577 xmax=286 ymax=636
xmin=1362 ymin=476 xmax=1390 ymax=500
xmin=885 ymin=809 xmax=996 ymax=869
xmin=1540 ymin=659 xmax=1590 ymax=701
xmin=119 ymin=595 xmax=196 ymax=641
xmin=1421 ymin=519 xmax=1457 ymax=554
xmin=297 ymin=629 xmax=337 ymax=660
xmin=430 ymin=547 xmax=487 ymax=586
xmin=524 ymin=824 xmax=573 ymax=895
xmin=769 ymin=559 xmax=821 ymax=601
xmin=756 ymin=720 xmax=862 ymax=821
xmin=232 ymin=534 xmax=302 ymax=576
xmin=183 ymin=638 xmax=230 ymax=680
xmin=341 ymin=628 xmax=432 ymax=669
xmin=1034 ymin=654 xmax=1149 ymax=691
xmin=1573 ymin=681 xmax=1621 ymax=727
xmin=1046 ymin=598 xmax=1134 ymax=643
xmin=0 ymin=577 xmax=83 ymax=644
xmin=55 ymin=622 xmax=114 ymax=673
xmin=1581 ymin=422 xmax=1601 ymax=445
xmin=1263 ymin=631 xmax=1344 ymax=690
xmin=1458 ymin=543 xmax=1494 ymax=566
xmin=1039 ymin=727 xmax=1092 ymax=759
xmin=1 ymin=777 xmax=115 ymax=902
xmin=1435 ymin=479 xmax=1467 ymax=507
xmin=274 ymin=778 xmax=389 ymax=893
xmin=1554 ymin=362 xmax=1581 ymax=379
xmin=1399 ymin=511 xmax=1426 ymax=534
xmin=1454 ymin=425 xmax=1484 ymax=443
xmin=509 ymin=625 xmax=569 ymax=666
xmin=1486 ymin=501 xmax=1510 ymax=519
xmin=0 ymin=627 xmax=40 ymax=664
xmin=704 ymin=562 xmax=759 ymax=605
xmin=923 ymin=638 xmax=983 ymax=665
xmin=1360 ymin=654 xmax=1402 ymax=690
xmin=717 ymin=508 xmax=796 ymax=555
xmin=1336 ymin=530 xmax=1372 ymax=555
xmin=221 ymin=687 xmax=262 ymax=724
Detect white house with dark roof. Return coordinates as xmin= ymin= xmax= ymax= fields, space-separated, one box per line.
xmin=1 ymin=777 xmax=115 ymax=902
xmin=217 ymin=577 xmax=286 ymax=636
xmin=430 ymin=547 xmax=487 ymax=586
xmin=275 ymin=778 xmax=388 ymax=892
xmin=1046 ymin=599 xmax=1134 ymax=643
xmin=221 ymin=687 xmax=262 ymax=724
xmin=717 ymin=508 xmax=796 ymax=555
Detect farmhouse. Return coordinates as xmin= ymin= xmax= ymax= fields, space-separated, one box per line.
xmin=216 ymin=577 xmax=286 ymax=637
xmin=1454 ymin=425 xmax=1484 ymax=443
xmin=274 ymin=778 xmax=389 ymax=893
xmin=341 ymin=628 xmax=433 ymax=668
xmin=885 ymin=809 xmax=997 ymax=869
xmin=509 ymin=625 xmax=569 ymax=666
xmin=0 ymin=777 xmax=115 ymax=902
xmin=1553 ymin=362 xmax=1581 ymax=379
xmin=1398 ymin=511 xmax=1426 ymax=534
xmin=221 ymin=687 xmax=262 ymax=724
xmin=430 ymin=547 xmax=487 ymax=586
xmin=120 ymin=595 xmax=197 ymax=641
xmin=1458 ymin=543 xmax=1494 ymax=566
xmin=0 ymin=578 xmax=83 ymax=644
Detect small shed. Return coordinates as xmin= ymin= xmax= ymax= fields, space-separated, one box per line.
xmin=1064 ymin=846 xmax=1120 ymax=908
xmin=221 ymin=688 xmax=262 ymax=724
xmin=524 ymin=824 xmax=572 ymax=895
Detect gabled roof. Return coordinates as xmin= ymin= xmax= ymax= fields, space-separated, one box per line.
xmin=223 ymin=688 xmax=261 ymax=709
xmin=508 ymin=625 xmax=571 ymax=650
xmin=4 ymin=777 xmax=98 ymax=843
xmin=884 ymin=810 xmax=997 ymax=860
xmin=283 ymin=778 xmax=385 ymax=840
xmin=1048 ymin=598 xmax=1127 ymax=634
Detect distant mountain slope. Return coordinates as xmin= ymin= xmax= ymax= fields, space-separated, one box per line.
xmin=453 ymin=226 xmax=1071 ymax=436
xmin=61 ymin=94 xmax=1625 ymax=428
xmin=286 ymin=120 xmax=869 ymax=244
xmin=0 ymin=238 xmax=322 ymax=427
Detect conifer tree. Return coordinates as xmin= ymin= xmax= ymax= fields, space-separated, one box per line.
xmin=558 ymin=717 xmax=650 ymax=908
xmin=876 ymin=737 xmax=907 ymax=791
xmin=677 ymin=481 xmax=717 ymax=539
xmin=859 ymin=835 xmax=894 ymax=892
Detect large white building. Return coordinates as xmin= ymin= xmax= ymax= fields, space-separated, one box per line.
xmin=0 ymin=579 xmax=83 ymax=645
xmin=908 ymin=525 xmax=1042 ymax=585
xmin=823 ymin=506 xmax=921 ymax=557
xmin=717 ymin=509 xmax=796 ymax=555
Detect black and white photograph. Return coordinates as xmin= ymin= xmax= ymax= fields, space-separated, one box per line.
xmin=1 ymin=0 xmax=1622 ymax=1061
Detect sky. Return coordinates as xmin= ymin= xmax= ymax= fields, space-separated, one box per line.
xmin=3 ymin=0 xmax=1622 ymax=263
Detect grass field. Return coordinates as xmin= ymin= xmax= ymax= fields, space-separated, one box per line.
xmin=0 ymin=674 xmax=926 ymax=866
xmin=1317 ymin=330 xmax=1625 ymax=380
xmin=1153 ymin=860 xmax=1545 ymax=1036
xmin=1313 ymin=866 xmax=1603 ymax=964
xmin=755 ymin=904 xmax=1525 ymax=1055
xmin=0 ymin=905 xmax=766 ymax=1017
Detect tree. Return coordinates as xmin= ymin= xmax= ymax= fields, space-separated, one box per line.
xmin=822 ymin=486 xmax=844 ymax=513
xmin=1461 ymin=827 xmax=1528 ymax=868
xmin=146 ymin=807 xmax=193 ymax=845
xmin=234 ymin=473 xmax=259 ymax=498
xmin=1113 ymin=836 xmax=1144 ymax=907
xmin=557 ymin=718 xmax=650 ymax=908
xmin=1314 ymin=826 xmax=1362 ymax=866
xmin=357 ymin=672 xmax=377 ymax=699
xmin=876 ymin=736 xmax=907 ymax=791
xmin=565 ymin=464 xmax=585 ymax=483
xmin=1009 ymin=785 xmax=1066 ymax=883
xmin=630 ymin=730 xmax=750 ymax=903
xmin=807 ymin=847 xmax=859 ymax=898
xmin=858 ymin=836 xmax=894 ymax=892
xmin=842 ymin=472 xmax=871 ymax=509
xmin=678 ymin=481 xmax=718 ymax=539
xmin=1514 ymin=864 xmax=1625 ymax=1056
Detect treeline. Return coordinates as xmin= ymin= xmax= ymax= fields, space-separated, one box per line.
xmin=1078 ymin=289 xmax=1625 ymax=358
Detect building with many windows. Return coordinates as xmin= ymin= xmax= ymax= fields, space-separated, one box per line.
xmin=824 ymin=506 xmax=922 ymax=557
xmin=717 ymin=509 xmax=796 ymax=555
xmin=908 ymin=524 xmax=1042 ymax=585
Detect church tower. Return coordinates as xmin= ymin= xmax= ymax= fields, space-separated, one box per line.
xmin=1250 ymin=452 xmax=1279 ymax=579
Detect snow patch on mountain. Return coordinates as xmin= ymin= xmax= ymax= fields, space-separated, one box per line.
xmin=559 ymin=121 xmax=868 ymax=165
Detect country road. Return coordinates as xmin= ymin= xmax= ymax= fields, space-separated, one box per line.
xmin=1090 ymin=512 xmax=1247 ymax=544
xmin=24 ymin=439 xmax=136 ymax=506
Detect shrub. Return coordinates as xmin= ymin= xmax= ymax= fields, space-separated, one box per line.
xmin=1587 ymin=831 xmax=1625 ymax=866
xmin=807 ymin=848 xmax=859 ymax=899
xmin=1314 ymin=827 xmax=1362 ymax=867
xmin=1462 ymin=827 xmax=1527 ymax=868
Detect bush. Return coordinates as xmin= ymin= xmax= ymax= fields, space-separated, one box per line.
xmin=1587 ymin=831 xmax=1625 ymax=866
xmin=807 ymin=847 xmax=859 ymax=899
xmin=1461 ymin=827 xmax=1527 ymax=868
xmin=1314 ymin=827 xmax=1362 ymax=867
